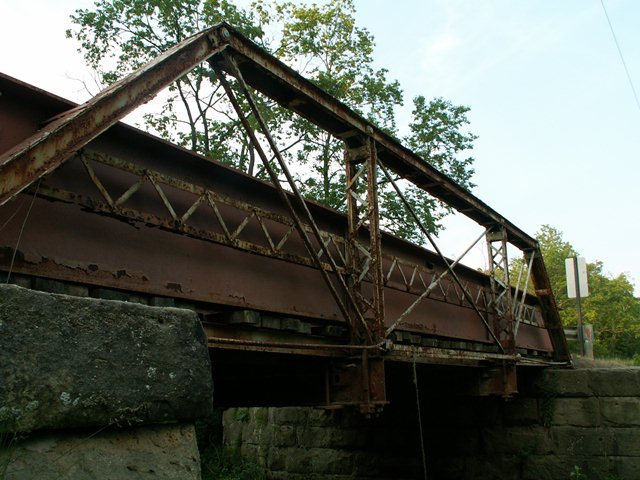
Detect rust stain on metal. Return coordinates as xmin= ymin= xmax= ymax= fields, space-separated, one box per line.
xmin=166 ymin=282 xmax=183 ymax=293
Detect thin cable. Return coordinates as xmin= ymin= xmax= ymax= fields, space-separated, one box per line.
xmin=5 ymin=180 xmax=41 ymax=283
xmin=600 ymin=0 xmax=640 ymax=113
xmin=413 ymin=349 xmax=428 ymax=480
xmin=0 ymin=199 xmax=26 ymax=234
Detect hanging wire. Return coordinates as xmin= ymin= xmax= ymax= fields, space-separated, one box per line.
xmin=0 ymin=198 xmax=26 ymax=234
xmin=600 ymin=0 xmax=640 ymax=113
xmin=413 ymin=349 xmax=428 ymax=480
xmin=5 ymin=179 xmax=41 ymax=284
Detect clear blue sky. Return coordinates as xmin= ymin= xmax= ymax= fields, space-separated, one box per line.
xmin=1 ymin=0 xmax=638 ymax=293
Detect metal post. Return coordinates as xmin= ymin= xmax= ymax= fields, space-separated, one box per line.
xmin=486 ymin=228 xmax=515 ymax=353
xmin=365 ymin=134 xmax=385 ymax=342
xmin=344 ymin=133 xmax=384 ymax=343
xmin=573 ymin=255 xmax=585 ymax=356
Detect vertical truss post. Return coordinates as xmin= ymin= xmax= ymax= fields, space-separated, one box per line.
xmin=485 ymin=227 xmax=517 ymax=397
xmin=332 ymin=131 xmax=386 ymax=415
xmin=486 ymin=227 xmax=515 ymax=353
xmin=344 ymin=131 xmax=385 ymax=343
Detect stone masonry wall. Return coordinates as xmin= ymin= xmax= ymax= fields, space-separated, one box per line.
xmin=0 ymin=284 xmax=214 ymax=479
xmin=223 ymin=368 xmax=640 ymax=480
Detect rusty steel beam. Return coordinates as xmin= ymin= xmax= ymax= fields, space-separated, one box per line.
xmin=531 ymin=253 xmax=571 ymax=362
xmin=0 ymin=28 xmax=226 ymax=206
xmin=214 ymin=24 xmax=537 ymax=252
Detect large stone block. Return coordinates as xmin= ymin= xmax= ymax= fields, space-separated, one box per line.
xmin=611 ymin=455 xmax=640 ymax=479
xmin=273 ymin=425 xmax=297 ymax=447
xmin=273 ymin=406 xmax=308 ymax=426
xmin=285 ymin=447 xmax=354 ymax=475
xmin=538 ymin=369 xmax=592 ymax=397
xmin=612 ymin=427 xmax=640 ymax=456
xmin=523 ymin=455 xmax=612 ymax=480
xmin=588 ymin=368 xmax=640 ymax=397
xmin=551 ymin=397 xmax=601 ymax=427
xmin=3 ymin=423 xmax=201 ymax=480
xmin=551 ymin=425 xmax=614 ymax=456
xmin=0 ymin=285 xmax=212 ymax=433
xmin=600 ymin=397 xmax=640 ymax=426
xmin=481 ymin=426 xmax=554 ymax=455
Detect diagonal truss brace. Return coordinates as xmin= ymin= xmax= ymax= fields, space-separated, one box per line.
xmin=379 ymin=163 xmax=504 ymax=352
xmin=212 ymin=52 xmax=372 ymax=341
xmin=0 ymin=28 xmax=227 ymax=206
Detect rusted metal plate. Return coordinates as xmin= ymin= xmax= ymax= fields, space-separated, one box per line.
xmin=0 ymin=30 xmax=225 ymax=205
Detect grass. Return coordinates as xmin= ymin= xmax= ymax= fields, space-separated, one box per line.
xmin=572 ymin=356 xmax=639 ymax=368
xmin=195 ymin=409 xmax=266 ymax=480
xmin=0 ymin=429 xmax=18 ymax=480
xmin=200 ymin=446 xmax=266 ymax=480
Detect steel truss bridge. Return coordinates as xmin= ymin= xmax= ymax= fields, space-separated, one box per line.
xmin=0 ymin=23 xmax=569 ymax=414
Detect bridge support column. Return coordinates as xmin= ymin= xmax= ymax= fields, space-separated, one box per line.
xmin=344 ymin=131 xmax=385 ymax=343
xmin=486 ymin=227 xmax=516 ymax=353
xmin=327 ymin=353 xmax=386 ymax=416
xmin=328 ymin=133 xmax=387 ymax=415
xmin=485 ymin=227 xmax=517 ymax=397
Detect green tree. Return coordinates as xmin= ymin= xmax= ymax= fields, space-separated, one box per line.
xmin=531 ymin=225 xmax=640 ymax=358
xmin=66 ymin=0 xmax=477 ymax=241
xmin=264 ymin=0 xmax=403 ymax=210
xmin=66 ymin=0 xmax=273 ymax=167
xmin=389 ymin=96 xmax=477 ymax=241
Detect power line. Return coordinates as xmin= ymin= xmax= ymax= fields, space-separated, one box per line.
xmin=600 ymin=0 xmax=640 ymax=114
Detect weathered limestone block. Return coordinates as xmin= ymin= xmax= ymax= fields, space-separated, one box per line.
xmin=551 ymin=426 xmax=615 ymax=456
xmin=522 ymin=455 xmax=612 ymax=480
xmin=3 ymin=423 xmax=201 ymax=480
xmin=273 ymin=424 xmax=297 ymax=447
xmin=481 ymin=426 xmax=554 ymax=455
xmin=600 ymin=397 xmax=640 ymax=426
xmin=0 ymin=284 xmax=212 ymax=433
xmin=612 ymin=427 xmax=640 ymax=456
xmin=551 ymin=397 xmax=601 ymax=427
xmin=536 ymin=369 xmax=592 ymax=397
xmin=612 ymin=455 xmax=640 ymax=479
xmin=588 ymin=368 xmax=640 ymax=397
xmin=273 ymin=406 xmax=309 ymax=426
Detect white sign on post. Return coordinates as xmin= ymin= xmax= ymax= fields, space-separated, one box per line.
xmin=566 ymin=256 xmax=589 ymax=298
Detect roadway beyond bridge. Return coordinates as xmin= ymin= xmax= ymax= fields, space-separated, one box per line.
xmin=0 ymin=23 xmax=569 ymax=414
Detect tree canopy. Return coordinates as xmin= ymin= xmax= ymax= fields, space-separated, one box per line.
xmin=66 ymin=0 xmax=477 ymax=243
xmin=532 ymin=225 xmax=640 ymax=360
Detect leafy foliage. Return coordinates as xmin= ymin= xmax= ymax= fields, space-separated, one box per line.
xmin=531 ymin=225 xmax=640 ymax=358
xmin=66 ymin=0 xmax=477 ymax=241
